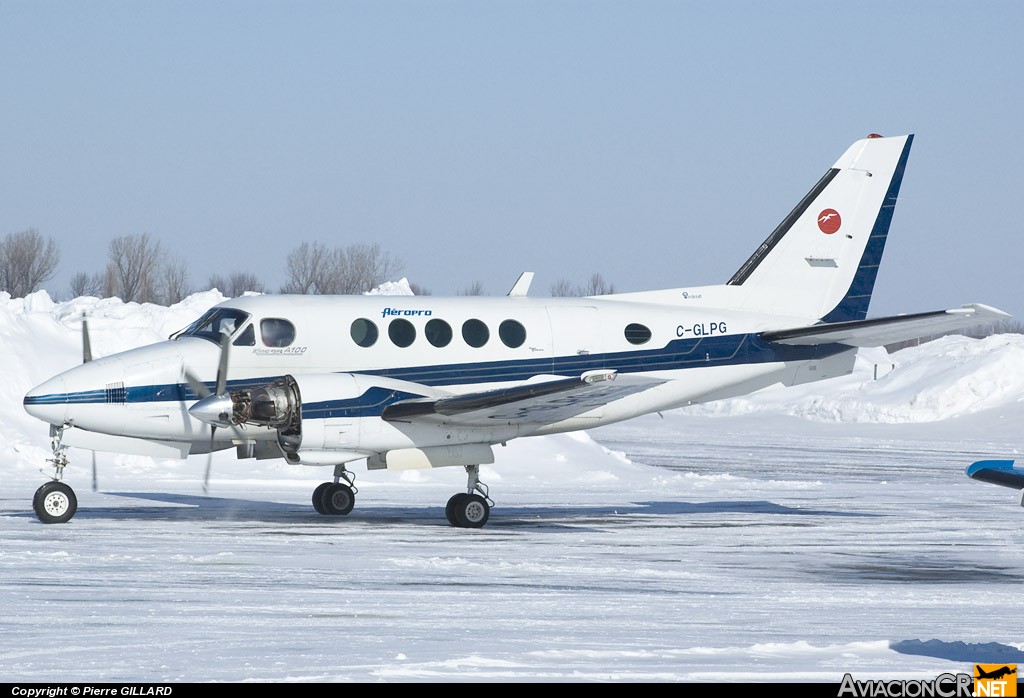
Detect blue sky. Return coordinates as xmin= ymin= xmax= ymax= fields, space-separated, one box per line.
xmin=2 ymin=1 xmax=1021 ymax=320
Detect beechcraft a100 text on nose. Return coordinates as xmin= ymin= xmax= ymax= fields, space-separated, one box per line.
xmin=23 ymin=133 xmax=1009 ymax=527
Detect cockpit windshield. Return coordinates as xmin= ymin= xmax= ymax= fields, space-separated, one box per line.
xmin=175 ymin=308 xmax=250 ymax=344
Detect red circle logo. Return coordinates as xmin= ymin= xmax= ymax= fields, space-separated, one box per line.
xmin=817 ymin=208 xmax=841 ymax=234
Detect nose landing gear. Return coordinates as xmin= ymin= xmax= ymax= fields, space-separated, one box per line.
xmin=33 ymin=425 xmax=78 ymax=524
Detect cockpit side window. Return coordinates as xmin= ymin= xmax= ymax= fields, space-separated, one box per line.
xmin=232 ymin=324 xmax=256 ymax=347
xmin=261 ymin=318 xmax=296 ymax=347
xmin=176 ymin=308 xmax=251 ymax=344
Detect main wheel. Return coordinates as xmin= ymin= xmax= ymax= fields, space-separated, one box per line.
xmin=311 ymin=482 xmax=331 ymax=515
xmin=445 ymin=493 xmax=468 ymax=526
xmin=321 ymin=483 xmax=355 ymax=516
xmin=451 ymin=493 xmax=489 ymax=529
xmin=33 ymin=481 xmax=78 ymax=524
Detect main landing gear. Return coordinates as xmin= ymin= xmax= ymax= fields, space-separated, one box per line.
xmin=308 ymin=463 xmax=495 ymax=528
xmin=32 ymin=426 xmax=78 ymax=524
xmin=445 ymin=464 xmax=493 ymax=529
xmin=312 ymin=464 xmax=358 ymax=516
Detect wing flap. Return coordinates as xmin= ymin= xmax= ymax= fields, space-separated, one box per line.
xmin=382 ymin=370 xmax=664 ymax=427
xmin=761 ymin=304 xmax=1010 ymax=347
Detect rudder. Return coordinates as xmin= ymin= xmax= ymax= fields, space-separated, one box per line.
xmin=727 ymin=134 xmax=914 ymax=322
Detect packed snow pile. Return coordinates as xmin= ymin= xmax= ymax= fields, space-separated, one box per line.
xmin=681 ymin=333 xmax=1024 ymax=423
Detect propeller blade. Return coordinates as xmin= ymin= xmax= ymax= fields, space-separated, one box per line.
xmin=82 ymin=317 xmax=93 ymax=363
xmin=91 ymin=451 xmax=97 ymax=492
xmin=184 ymin=369 xmax=212 ymax=400
xmin=203 ymin=426 xmax=216 ymax=495
xmin=215 ymin=330 xmax=230 ymax=397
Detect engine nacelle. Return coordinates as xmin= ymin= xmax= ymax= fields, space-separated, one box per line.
xmin=225 ymin=373 xmax=444 ymax=459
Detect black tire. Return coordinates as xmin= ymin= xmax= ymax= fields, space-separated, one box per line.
xmin=321 ymin=483 xmax=355 ymax=516
xmin=452 ymin=493 xmax=489 ymax=529
xmin=445 ymin=493 xmax=467 ymax=526
xmin=33 ymin=481 xmax=78 ymax=524
xmin=311 ymin=482 xmax=332 ymax=515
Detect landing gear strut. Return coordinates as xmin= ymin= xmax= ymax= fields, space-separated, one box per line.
xmin=33 ymin=425 xmax=78 ymax=524
xmin=312 ymin=464 xmax=358 ymax=516
xmin=445 ymin=464 xmax=493 ymax=528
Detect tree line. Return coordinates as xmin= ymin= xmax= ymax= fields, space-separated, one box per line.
xmin=0 ymin=228 xmax=617 ymax=303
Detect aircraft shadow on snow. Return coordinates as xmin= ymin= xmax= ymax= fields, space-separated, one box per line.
xmin=10 ymin=491 xmax=875 ymax=528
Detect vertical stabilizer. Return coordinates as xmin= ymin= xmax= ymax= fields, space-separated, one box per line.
xmin=727 ymin=134 xmax=913 ymax=322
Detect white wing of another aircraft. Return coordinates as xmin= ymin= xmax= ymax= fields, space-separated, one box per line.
xmin=22 ymin=132 xmax=1011 ymax=527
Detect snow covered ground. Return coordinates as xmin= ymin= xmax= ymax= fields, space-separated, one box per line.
xmin=2 ymin=291 xmax=1023 ymax=682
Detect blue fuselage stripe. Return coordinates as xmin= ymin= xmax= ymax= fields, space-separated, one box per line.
xmin=23 ymin=332 xmax=849 ymax=413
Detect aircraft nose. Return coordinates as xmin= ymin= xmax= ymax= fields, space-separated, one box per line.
xmin=23 ymin=375 xmax=71 ymax=426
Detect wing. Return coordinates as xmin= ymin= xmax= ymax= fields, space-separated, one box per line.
xmin=381 ymin=370 xmax=665 ymax=427
xmin=761 ymin=304 xmax=1009 ymax=347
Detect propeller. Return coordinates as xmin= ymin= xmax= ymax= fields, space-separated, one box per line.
xmin=82 ymin=315 xmax=98 ymax=492
xmin=184 ymin=329 xmax=239 ymax=494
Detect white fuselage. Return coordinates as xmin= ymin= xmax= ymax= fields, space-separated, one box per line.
xmin=23 ymin=291 xmax=855 ymax=467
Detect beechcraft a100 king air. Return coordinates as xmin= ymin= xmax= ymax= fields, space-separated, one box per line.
xmin=23 ymin=133 xmax=1009 ymax=527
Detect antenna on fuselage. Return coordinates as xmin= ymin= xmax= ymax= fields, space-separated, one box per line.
xmin=507 ymin=272 xmax=534 ymax=297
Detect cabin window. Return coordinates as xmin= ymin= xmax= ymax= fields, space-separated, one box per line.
xmin=624 ymin=323 xmax=652 ymax=345
xmin=261 ymin=318 xmax=296 ymax=347
xmin=232 ymin=324 xmax=256 ymax=347
xmin=350 ymin=318 xmax=379 ymax=348
xmin=425 ymin=318 xmax=453 ymax=347
xmin=462 ymin=319 xmax=489 ymax=348
xmin=389 ymin=318 xmax=416 ymax=348
xmin=499 ymin=319 xmax=526 ymax=348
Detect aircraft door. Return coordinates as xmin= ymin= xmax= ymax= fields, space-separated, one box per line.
xmin=545 ymin=305 xmax=602 ymax=369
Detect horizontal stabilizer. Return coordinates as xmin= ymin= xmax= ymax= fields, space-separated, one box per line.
xmin=966 ymin=460 xmax=1024 ymax=490
xmin=761 ymin=304 xmax=1010 ymax=347
xmin=382 ymin=370 xmax=664 ymax=426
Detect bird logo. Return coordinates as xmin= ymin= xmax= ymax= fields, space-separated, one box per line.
xmin=817 ymin=208 xmax=842 ymax=234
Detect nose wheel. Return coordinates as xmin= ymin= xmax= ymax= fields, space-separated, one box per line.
xmin=33 ymin=481 xmax=78 ymax=524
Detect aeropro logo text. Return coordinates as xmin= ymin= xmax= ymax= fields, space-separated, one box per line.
xmin=838 ymin=665 xmax=1017 ymax=698
xmin=381 ymin=308 xmax=432 ymax=318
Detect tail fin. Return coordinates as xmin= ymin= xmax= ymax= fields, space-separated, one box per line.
xmin=727 ymin=134 xmax=913 ymax=322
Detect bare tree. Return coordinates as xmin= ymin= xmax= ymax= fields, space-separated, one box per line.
xmin=69 ymin=271 xmax=104 ymax=298
xmin=104 ymin=234 xmax=162 ymax=303
xmin=281 ymin=241 xmax=404 ymax=294
xmin=550 ymin=273 xmax=615 ymax=297
xmin=408 ymin=282 xmax=431 ymax=296
xmin=158 ymin=257 xmax=192 ymax=305
xmin=583 ymin=273 xmax=615 ymax=296
xmin=458 ymin=281 xmax=486 ymax=296
xmin=343 ymin=243 xmax=404 ymax=293
xmin=209 ymin=271 xmax=267 ymax=297
xmin=549 ymin=278 xmax=575 ymax=297
xmin=280 ymin=242 xmax=329 ymax=294
xmin=0 ymin=228 xmax=60 ymax=298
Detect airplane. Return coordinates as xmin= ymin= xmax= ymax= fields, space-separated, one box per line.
xmin=966 ymin=460 xmax=1024 ymax=504
xmin=975 ymin=665 xmax=1017 ymax=681
xmin=23 ymin=132 xmax=1011 ymax=528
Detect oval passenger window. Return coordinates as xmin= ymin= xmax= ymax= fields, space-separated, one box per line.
xmin=624 ymin=323 xmax=651 ymax=345
xmin=261 ymin=318 xmax=296 ymax=347
xmin=499 ymin=319 xmax=526 ymax=348
xmin=462 ymin=319 xmax=489 ymax=348
xmin=389 ymin=318 xmax=416 ymax=348
xmin=351 ymin=318 xmax=379 ymax=348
